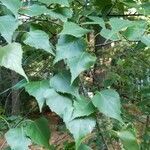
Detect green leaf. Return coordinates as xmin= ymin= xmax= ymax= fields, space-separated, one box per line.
xmin=86 ymin=16 xmax=105 ymax=27
xmin=25 ymin=80 xmax=50 ymax=111
xmin=5 ymin=127 xmax=31 ymax=150
xmin=54 ymin=35 xmax=85 ymax=63
xmin=101 ymin=18 xmax=133 ymax=41
xmin=79 ymin=144 xmax=92 ymax=150
xmin=0 ymin=43 xmax=28 ymax=80
xmin=38 ymin=0 xmax=69 ymax=7
xmin=0 ymin=15 xmax=19 ymax=43
xmin=138 ymin=2 xmax=150 ymax=15
xmin=66 ymin=117 xmax=96 ymax=148
xmin=117 ymin=129 xmax=140 ymax=150
xmin=123 ymin=21 xmax=147 ymax=41
xmin=60 ymin=22 xmax=91 ymax=38
xmin=50 ymin=71 xmax=79 ymax=96
xmin=23 ymin=30 xmax=54 ymax=55
xmin=48 ymin=7 xmax=73 ymax=22
xmin=67 ymin=52 xmax=96 ymax=83
xmin=0 ymin=0 xmax=21 ymax=17
xmin=19 ymin=4 xmax=49 ymax=17
xmin=72 ymin=97 xmax=95 ymax=119
xmin=93 ymin=0 xmax=112 ymax=11
xmin=45 ymin=89 xmax=73 ymax=121
xmin=141 ymin=35 xmax=150 ymax=47
xmin=92 ymin=89 xmax=122 ymax=122
xmin=24 ymin=118 xmax=51 ymax=149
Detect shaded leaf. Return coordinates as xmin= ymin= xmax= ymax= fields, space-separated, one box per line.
xmin=0 ymin=15 xmax=19 ymax=43
xmin=48 ymin=7 xmax=73 ymax=22
xmin=0 ymin=43 xmax=28 ymax=80
xmin=5 ymin=127 xmax=31 ymax=150
xmin=72 ymin=97 xmax=95 ymax=119
xmin=60 ymin=22 xmax=91 ymax=37
xmin=25 ymin=80 xmax=50 ymax=111
xmin=54 ymin=35 xmax=85 ymax=63
xmin=92 ymin=89 xmax=122 ymax=122
xmin=23 ymin=30 xmax=54 ymax=55
xmin=50 ymin=71 xmax=79 ymax=96
xmin=24 ymin=118 xmax=51 ymax=149
xmin=117 ymin=129 xmax=140 ymax=150
xmin=79 ymin=144 xmax=92 ymax=150
xmin=0 ymin=0 xmax=21 ymax=17
xmin=67 ymin=52 xmax=96 ymax=83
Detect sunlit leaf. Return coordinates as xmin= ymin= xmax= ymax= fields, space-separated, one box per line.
xmin=25 ymin=80 xmax=50 ymax=111
xmin=50 ymin=71 xmax=79 ymax=96
xmin=54 ymin=35 xmax=85 ymax=63
xmin=23 ymin=30 xmax=54 ymax=55
xmin=0 ymin=43 xmax=28 ymax=80
xmin=0 ymin=15 xmax=19 ymax=43
xmin=60 ymin=22 xmax=91 ymax=37
xmin=19 ymin=4 xmax=49 ymax=17
xmin=92 ymin=89 xmax=122 ymax=122
xmin=67 ymin=52 xmax=96 ymax=83
xmin=5 ymin=127 xmax=31 ymax=150
xmin=66 ymin=117 xmax=96 ymax=148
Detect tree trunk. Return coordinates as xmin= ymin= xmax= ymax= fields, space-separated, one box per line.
xmin=93 ymin=26 xmax=107 ymax=90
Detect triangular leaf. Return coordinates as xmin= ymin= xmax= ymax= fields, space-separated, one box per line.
xmin=24 ymin=118 xmax=51 ymax=149
xmin=45 ymin=88 xmax=73 ymax=120
xmin=86 ymin=16 xmax=105 ymax=27
xmin=50 ymin=71 xmax=79 ymax=96
xmin=48 ymin=7 xmax=73 ymax=22
xmin=72 ymin=97 xmax=95 ymax=119
xmin=141 ymin=35 xmax=150 ymax=47
xmin=38 ymin=0 xmax=69 ymax=7
xmin=67 ymin=52 xmax=96 ymax=83
xmin=117 ymin=129 xmax=140 ymax=150
xmin=60 ymin=22 xmax=91 ymax=37
xmin=0 ymin=15 xmax=19 ymax=43
xmin=23 ymin=30 xmax=54 ymax=55
xmin=101 ymin=18 xmax=133 ymax=41
xmin=5 ymin=127 xmax=31 ymax=150
xmin=54 ymin=35 xmax=85 ymax=63
xmin=92 ymin=89 xmax=122 ymax=122
xmin=0 ymin=0 xmax=21 ymax=17
xmin=66 ymin=117 xmax=96 ymax=149
xmin=0 ymin=43 xmax=28 ymax=80
xmin=25 ymin=80 xmax=50 ymax=111
xmin=123 ymin=21 xmax=147 ymax=41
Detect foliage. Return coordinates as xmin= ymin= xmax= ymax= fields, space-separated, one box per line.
xmin=0 ymin=0 xmax=149 ymax=149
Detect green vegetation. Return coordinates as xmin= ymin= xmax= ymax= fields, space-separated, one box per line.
xmin=0 ymin=0 xmax=149 ymax=149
